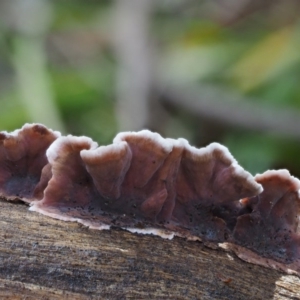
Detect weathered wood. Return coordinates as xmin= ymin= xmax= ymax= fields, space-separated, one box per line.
xmin=0 ymin=199 xmax=299 ymax=299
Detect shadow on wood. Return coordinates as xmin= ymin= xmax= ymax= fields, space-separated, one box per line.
xmin=0 ymin=199 xmax=299 ymax=299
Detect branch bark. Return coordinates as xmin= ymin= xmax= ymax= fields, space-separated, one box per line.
xmin=0 ymin=199 xmax=300 ymax=299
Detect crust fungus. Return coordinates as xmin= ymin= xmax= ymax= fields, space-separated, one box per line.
xmin=229 ymin=170 xmax=300 ymax=274
xmin=1 ymin=123 xmax=300 ymax=275
xmin=0 ymin=124 xmax=60 ymax=202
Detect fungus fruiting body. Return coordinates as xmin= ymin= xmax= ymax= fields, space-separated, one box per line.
xmin=1 ymin=123 xmax=300 ymax=275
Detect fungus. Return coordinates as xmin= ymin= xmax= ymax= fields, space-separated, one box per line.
xmin=1 ymin=123 xmax=300 ymax=275
xmin=0 ymin=124 xmax=60 ymax=202
xmin=30 ymin=130 xmax=262 ymax=241
xmin=228 ymin=170 xmax=300 ymax=274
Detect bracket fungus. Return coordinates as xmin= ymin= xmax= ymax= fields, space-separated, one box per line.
xmin=1 ymin=123 xmax=300 ymax=275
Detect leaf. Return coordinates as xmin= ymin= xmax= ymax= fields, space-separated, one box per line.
xmin=229 ymin=27 xmax=298 ymax=91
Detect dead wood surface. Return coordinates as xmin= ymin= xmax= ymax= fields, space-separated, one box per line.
xmin=0 ymin=199 xmax=300 ymax=300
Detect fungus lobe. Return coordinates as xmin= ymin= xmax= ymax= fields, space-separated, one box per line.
xmin=1 ymin=123 xmax=300 ymax=275
xmin=0 ymin=124 xmax=60 ymax=202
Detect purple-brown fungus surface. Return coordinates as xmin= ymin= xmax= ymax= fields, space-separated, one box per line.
xmin=0 ymin=124 xmax=60 ymax=202
xmin=1 ymin=123 xmax=300 ymax=275
xmin=230 ymin=170 xmax=300 ymax=273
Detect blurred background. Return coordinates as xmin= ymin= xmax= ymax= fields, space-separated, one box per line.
xmin=1 ymin=0 xmax=300 ymax=176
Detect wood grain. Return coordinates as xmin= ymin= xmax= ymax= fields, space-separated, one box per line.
xmin=0 ymin=199 xmax=299 ymax=299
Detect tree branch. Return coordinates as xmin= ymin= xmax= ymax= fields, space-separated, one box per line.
xmin=158 ymin=81 xmax=300 ymax=140
xmin=0 ymin=199 xmax=300 ymax=299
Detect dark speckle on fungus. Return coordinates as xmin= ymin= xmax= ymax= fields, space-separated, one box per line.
xmin=230 ymin=170 xmax=300 ymax=272
xmin=1 ymin=123 xmax=300 ymax=275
